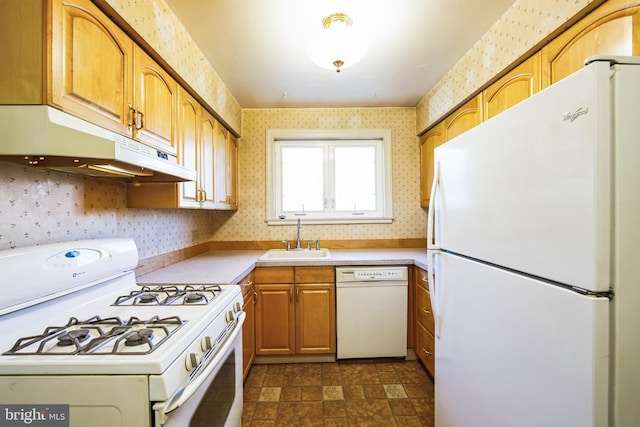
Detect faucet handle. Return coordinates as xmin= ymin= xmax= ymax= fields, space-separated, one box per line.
xmin=315 ymin=239 xmax=321 ymax=250
xmin=281 ymin=240 xmax=291 ymax=250
xmin=306 ymin=241 xmax=311 ymax=250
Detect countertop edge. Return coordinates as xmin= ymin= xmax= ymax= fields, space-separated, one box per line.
xmin=137 ymin=249 xmax=428 ymax=285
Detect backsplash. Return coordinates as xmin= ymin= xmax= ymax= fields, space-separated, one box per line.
xmin=0 ymin=161 xmax=218 ymax=258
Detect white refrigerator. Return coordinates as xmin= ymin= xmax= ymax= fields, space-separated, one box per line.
xmin=427 ymin=56 xmax=640 ymax=427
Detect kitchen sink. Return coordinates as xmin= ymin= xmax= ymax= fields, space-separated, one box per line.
xmin=258 ymin=248 xmax=332 ymax=262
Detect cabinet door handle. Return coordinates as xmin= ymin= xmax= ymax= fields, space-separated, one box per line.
xmin=135 ymin=108 xmax=144 ymax=130
xmin=421 ymin=307 xmax=431 ymax=315
xmin=295 ymin=287 xmax=299 ymax=302
xmin=253 ymin=291 xmax=257 ymax=304
xmin=128 ymin=104 xmax=136 ymax=128
xmin=289 ymin=288 xmax=293 ymax=303
xmin=422 ymin=347 xmax=431 ymax=356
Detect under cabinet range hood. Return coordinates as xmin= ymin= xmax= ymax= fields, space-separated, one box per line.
xmin=0 ymin=106 xmax=196 ymax=182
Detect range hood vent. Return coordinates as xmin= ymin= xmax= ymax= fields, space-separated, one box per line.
xmin=0 ymin=106 xmax=196 ymax=182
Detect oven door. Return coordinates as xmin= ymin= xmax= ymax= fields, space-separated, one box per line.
xmin=153 ymin=311 xmax=245 ymax=427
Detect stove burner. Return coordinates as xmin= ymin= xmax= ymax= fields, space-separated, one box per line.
xmin=124 ymin=328 xmax=154 ymax=347
xmin=137 ymin=293 xmax=159 ymax=304
xmin=57 ymin=329 xmax=90 ymax=346
xmin=185 ymin=293 xmax=206 ymax=304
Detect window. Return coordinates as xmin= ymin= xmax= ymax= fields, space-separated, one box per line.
xmin=266 ymin=129 xmax=393 ymax=224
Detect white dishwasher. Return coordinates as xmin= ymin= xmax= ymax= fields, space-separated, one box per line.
xmin=335 ymin=266 xmax=408 ymax=359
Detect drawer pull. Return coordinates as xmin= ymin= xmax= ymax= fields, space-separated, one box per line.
xmin=421 ymin=307 xmax=431 ymax=315
xmin=422 ymin=347 xmax=432 ymax=356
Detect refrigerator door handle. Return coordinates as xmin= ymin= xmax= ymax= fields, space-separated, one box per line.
xmin=427 ymin=160 xmax=441 ymax=250
xmin=427 ymin=249 xmax=442 ymax=338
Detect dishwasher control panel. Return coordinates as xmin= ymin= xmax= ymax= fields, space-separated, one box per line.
xmin=335 ymin=266 xmax=408 ymax=282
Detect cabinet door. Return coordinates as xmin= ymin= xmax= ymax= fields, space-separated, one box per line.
xmin=443 ymin=94 xmax=482 ymax=142
xmin=199 ymin=112 xmax=217 ymax=208
xmin=213 ymin=123 xmax=230 ymax=209
xmin=541 ymin=0 xmax=640 ymax=88
xmin=295 ymin=283 xmax=336 ymax=354
xmin=255 ymin=284 xmax=295 ymax=355
xmin=419 ymin=123 xmax=443 ymax=208
xmin=177 ymin=87 xmax=201 ymax=207
xmin=483 ymin=53 xmax=541 ymax=120
xmin=132 ymin=47 xmax=177 ymax=154
xmin=226 ymin=133 xmax=239 ymax=210
xmin=51 ymin=0 xmax=133 ymax=136
xmin=242 ymin=289 xmax=256 ymax=381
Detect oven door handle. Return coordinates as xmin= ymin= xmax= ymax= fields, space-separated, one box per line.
xmin=158 ymin=310 xmax=245 ymax=416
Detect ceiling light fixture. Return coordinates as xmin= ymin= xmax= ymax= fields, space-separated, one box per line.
xmin=307 ymin=12 xmax=368 ymax=73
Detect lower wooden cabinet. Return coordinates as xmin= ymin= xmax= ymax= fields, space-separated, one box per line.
xmin=254 ymin=267 xmax=335 ymax=356
xmin=416 ymin=322 xmax=435 ymax=375
xmin=415 ymin=267 xmax=435 ymax=377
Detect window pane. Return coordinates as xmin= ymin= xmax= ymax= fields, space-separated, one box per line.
xmin=334 ymin=146 xmax=376 ymax=211
xmin=281 ymin=146 xmax=324 ymax=212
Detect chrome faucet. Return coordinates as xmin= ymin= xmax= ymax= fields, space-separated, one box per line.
xmin=295 ymin=217 xmax=302 ymax=249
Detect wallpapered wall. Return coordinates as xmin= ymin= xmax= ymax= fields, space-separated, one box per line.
xmin=0 ymin=0 xmax=602 ymax=257
xmin=0 ymin=162 xmax=222 ymax=258
xmin=212 ymin=108 xmax=425 ymax=243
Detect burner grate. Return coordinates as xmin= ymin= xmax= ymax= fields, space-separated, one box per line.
xmin=112 ymin=284 xmax=223 ymax=306
xmin=3 ymin=315 xmax=186 ymax=356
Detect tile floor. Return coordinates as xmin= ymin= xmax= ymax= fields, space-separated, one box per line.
xmin=242 ymin=359 xmax=434 ymax=426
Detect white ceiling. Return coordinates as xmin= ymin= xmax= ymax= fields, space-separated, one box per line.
xmin=163 ymin=0 xmax=517 ymax=109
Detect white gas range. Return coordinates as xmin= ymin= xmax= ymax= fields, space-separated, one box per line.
xmin=0 ymin=238 xmax=244 ymax=427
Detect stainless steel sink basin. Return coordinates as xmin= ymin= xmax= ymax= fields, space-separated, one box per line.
xmin=258 ymin=249 xmax=332 ymax=262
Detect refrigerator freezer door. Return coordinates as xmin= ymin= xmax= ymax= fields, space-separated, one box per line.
xmin=434 ymin=253 xmax=609 ymax=427
xmin=433 ymin=60 xmax=611 ymax=293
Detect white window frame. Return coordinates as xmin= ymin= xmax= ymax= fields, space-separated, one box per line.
xmin=266 ymin=129 xmax=393 ymax=225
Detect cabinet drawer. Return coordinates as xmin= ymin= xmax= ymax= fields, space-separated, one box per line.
xmin=416 ymin=283 xmax=435 ymax=335
xmin=295 ymin=266 xmax=335 ymax=283
xmin=415 ymin=267 xmax=429 ymax=290
xmin=254 ymin=267 xmax=294 ymax=283
xmin=416 ymin=323 xmax=435 ymax=377
xmin=239 ymin=271 xmax=255 ymax=296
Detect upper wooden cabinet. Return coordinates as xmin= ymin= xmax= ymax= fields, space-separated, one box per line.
xmin=483 ymin=53 xmax=541 ymax=120
xmin=212 ymin=126 xmax=239 ymax=210
xmin=442 ymin=94 xmax=483 ymax=142
xmin=50 ymin=0 xmax=134 ymax=137
xmin=1 ymin=0 xmax=177 ymax=155
xmin=541 ymin=0 xmax=640 ymax=88
xmin=126 ymin=88 xmax=238 ymax=210
xmin=131 ymin=47 xmax=177 ymax=154
xmin=226 ymin=134 xmax=239 ymax=210
xmin=419 ymin=122 xmax=443 ymax=208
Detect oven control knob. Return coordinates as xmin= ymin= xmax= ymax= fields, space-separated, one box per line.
xmin=225 ymin=310 xmax=235 ymax=323
xmin=185 ymin=352 xmax=199 ymax=371
xmin=201 ymin=336 xmax=213 ymax=351
xmin=233 ymin=302 xmax=242 ymax=313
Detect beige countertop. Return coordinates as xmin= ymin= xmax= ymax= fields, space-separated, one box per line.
xmin=137 ymin=248 xmax=428 ymax=285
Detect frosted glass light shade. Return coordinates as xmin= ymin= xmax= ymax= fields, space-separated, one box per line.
xmin=307 ymin=13 xmax=368 ymax=72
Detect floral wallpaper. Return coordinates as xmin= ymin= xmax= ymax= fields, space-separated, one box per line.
xmin=0 ymin=162 xmax=219 ymax=258
xmin=210 ymin=107 xmax=426 ymax=243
